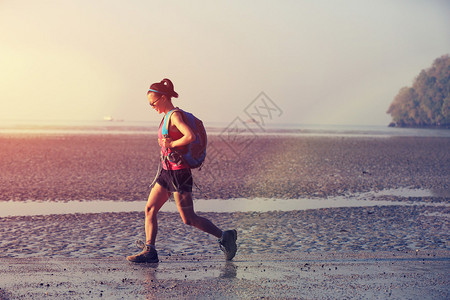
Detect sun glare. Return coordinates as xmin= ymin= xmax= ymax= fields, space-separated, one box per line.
xmin=0 ymin=46 xmax=117 ymax=122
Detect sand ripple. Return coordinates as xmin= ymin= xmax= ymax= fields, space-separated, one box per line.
xmin=0 ymin=205 xmax=448 ymax=258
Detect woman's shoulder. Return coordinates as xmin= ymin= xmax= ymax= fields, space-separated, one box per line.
xmin=167 ymin=109 xmax=185 ymax=132
xmin=170 ymin=108 xmax=185 ymax=122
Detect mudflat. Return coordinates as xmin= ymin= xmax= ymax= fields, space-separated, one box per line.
xmin=1 ymin=134 xmax=448 ymax=201
xmin=0 ymin=252 xmax=449 ymax=299
xmin=0 ymin=134 xmax=448 ymax=299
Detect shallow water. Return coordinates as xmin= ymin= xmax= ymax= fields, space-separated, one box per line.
xmin=0 ymin=188 xmax=448 ymax=218
xmin=1 ymin=120 xmax=449 ymax=138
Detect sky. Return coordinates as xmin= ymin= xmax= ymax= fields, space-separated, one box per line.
xmin=1 ymin=0 xmax=449 ymax=126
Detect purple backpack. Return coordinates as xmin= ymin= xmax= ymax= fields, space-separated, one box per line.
xmin=161 ymin=108 xmax=207 ymax=169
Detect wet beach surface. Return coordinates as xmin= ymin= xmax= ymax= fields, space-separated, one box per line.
xmin=0 ymin=252 xmax=449 ymax=299
xmin=0 ymin=134 xmax=449 ymax=201
xmin=0 ymin=134 xmax=449 ymax=298
xmin=0 ymin=206 xmax=448 ymax=258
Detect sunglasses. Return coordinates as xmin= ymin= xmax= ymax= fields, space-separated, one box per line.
xmin=149 ymin=94 xmax=163 ymax=107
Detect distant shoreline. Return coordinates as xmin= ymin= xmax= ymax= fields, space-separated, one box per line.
xmin=388 ymin=122 xmax=450 ymax=129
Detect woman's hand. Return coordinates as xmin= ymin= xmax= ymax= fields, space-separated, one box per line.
xmin=159 ymin=137 xmax=173 ymax=148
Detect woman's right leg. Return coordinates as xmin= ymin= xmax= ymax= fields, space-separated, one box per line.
xmin=145 ymin=183 xmax=170 ymax=246
xmin=127 ymin=183 xmax=170 ymax=263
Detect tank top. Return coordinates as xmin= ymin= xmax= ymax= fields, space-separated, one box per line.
xmin=158 ymin=112 xmax=189 ymax=170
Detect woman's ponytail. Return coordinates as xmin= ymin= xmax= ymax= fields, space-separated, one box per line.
xmin=149 ymin=78 xmax=178 ymax=98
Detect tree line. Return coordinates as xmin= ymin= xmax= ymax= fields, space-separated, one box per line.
xmin=387 ymin=54 xmax=449 ymax=128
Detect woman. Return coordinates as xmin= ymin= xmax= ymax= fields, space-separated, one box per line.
xmin=127 ymin=78 xmax=237 ymax=263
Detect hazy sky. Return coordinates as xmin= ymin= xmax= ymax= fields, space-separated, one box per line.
xmin=1 ymin=0 xmax=449 ymax=126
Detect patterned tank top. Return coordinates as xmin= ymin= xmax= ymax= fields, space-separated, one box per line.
xmin=158 ymin=113 xmax=189 ymax=170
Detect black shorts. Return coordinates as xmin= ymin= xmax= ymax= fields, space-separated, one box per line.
xmin=156 ymin=168 xmax=193 ymax=193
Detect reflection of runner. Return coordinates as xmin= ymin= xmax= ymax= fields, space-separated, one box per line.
xmin=127 ymin=78 xmax=237 ymax=263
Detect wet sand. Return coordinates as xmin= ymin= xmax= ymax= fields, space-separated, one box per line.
xmin=0 ymin=134 xmax=449 ymax=201
xmin=0 ymin=206 xmax=449 ymax=258
xmin=1 ymin=252 xmax=449 ymax=299
xmin=0 ymin=134 xmax=449 ymax=299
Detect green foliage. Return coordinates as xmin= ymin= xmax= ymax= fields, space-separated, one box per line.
xmin=387 ymin=54 xmax=450 ymax=128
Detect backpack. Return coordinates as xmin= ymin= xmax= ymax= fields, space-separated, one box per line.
xmin=161 ymin=108 xmax=207 ymax=169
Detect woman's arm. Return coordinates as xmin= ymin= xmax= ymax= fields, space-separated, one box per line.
xmin=161 ymin=111 xmax=195 ymax=148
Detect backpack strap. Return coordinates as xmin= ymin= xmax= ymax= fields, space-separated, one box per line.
xmin=161 ymin=108 xmax=181 ymax=138
xmin=160 ymin=107 xmax=184 ymax=167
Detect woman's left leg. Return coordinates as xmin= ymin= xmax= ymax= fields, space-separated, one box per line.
xmin=174 ymin=191 xmax=222 ymax=238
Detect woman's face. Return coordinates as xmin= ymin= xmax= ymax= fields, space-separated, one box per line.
xmin=148 ymin=92 xmax=165 ymax=114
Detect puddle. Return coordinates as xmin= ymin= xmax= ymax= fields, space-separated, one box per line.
xmin=0 ymin=188 xmax=447 ymax=218
xmin=368 ymin=188 xmax=435 ymax=198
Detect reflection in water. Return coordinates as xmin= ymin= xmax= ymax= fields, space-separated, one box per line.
xmin=134 ymin=263 xmax=158 ymax=298
xmin=220 ymin=261 xmax=237 ymax=279
xmin=142 ymin=260 xmax=237 ymax=282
